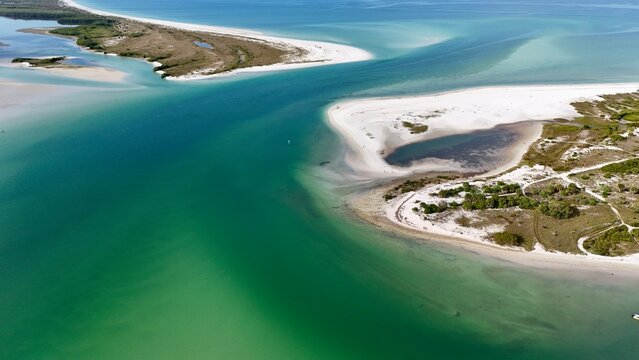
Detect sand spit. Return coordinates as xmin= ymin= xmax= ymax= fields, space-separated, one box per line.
xmin=329 ymin=83 xmax=639 ymax=270
xmin=327 ymin=83 xmax=639 ymax=179
xmin=61 ymin=0 xmax=373 ymax=80
xmin=6 ymin=59 xmax=127 ymax=83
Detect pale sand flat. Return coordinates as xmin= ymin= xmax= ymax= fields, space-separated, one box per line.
xmin=326 ymin=83 xmax=639 ymax=179
xmin=30 ymin=66 xmax=128 ymax=83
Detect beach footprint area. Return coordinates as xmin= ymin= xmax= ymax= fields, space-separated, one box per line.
xmin=1 ymin=1 xmax=639 ymax=359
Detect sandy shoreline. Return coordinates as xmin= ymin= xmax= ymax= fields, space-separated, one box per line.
xmin=33 ymin=65 xmax=127 ymax=82
xmin=61 ymin=0 xmax=373 ymax=80
xmin=327 ymin=83 xmax=639 ymax=270
xmin=327 ymin=83 xmax=639 ymax=179
xmin=348 ymin=183 xmax=639 ymax=276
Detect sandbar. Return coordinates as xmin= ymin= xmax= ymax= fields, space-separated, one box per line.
xmin=4 ymin=59 xmax=128 ymax=83
xmin=26 ymin=65 xmax=127 ymax=82
xmin=327 ymin=83 xmax=639 ymax=179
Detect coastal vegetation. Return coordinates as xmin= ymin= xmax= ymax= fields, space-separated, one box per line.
xmin=0 ymin=0 xmax=103 ymax=24
xmin=50 ymin=24 xmax=118 ymax=49
xmin=584 ymin=226 xmax=639 ymax=256
xmin=416 ymin=181 xmax=579 ymax=220
xmin=402 ymin=121 xmax=429 ymax=134
xmin=538 ymin=200 xmax=578 ymax=220
xmin=522 ymin=93 xmax=639 ymax=171
xmin=12 ymin=56 xmax=66 ymax=66
xmin=601 ymin=158 xmax=639 ymax=175
xmin=383 ymin=174 xmax=458 ymax=200
xmin=0 ymin=0 xmax=302 ymax=78
xmin=388 ymin=92 xmax=639 ymax=256
xmin=492 ymin=231 xmax=525 ymax=247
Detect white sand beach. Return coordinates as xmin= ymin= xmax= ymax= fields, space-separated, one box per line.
xmin=61 ymin=0 xmax=373 ymax=80
xmin=327 ymin=83 xmax=639 ymax=179
xmin=330 ymin=83 xmax=639 ymax=270
xmin=350 ymin=183 xmax=639 ymax=276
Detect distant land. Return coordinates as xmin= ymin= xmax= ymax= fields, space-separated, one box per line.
xmin=0 ymin=0 xmax=370 ymax=79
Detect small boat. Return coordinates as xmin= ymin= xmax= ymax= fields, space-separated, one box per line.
xmin=633 ymin=313 xmax=639 ymax=321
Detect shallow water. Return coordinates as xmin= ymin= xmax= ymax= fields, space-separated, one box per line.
xmin=385 ymin=126 xmax=519 ymax=169
xmin=193 ymin=40 xmax=214 ymax=49
xmin=2 ymin=1 xmax=639 ymax=359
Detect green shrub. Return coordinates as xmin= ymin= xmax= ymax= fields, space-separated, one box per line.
xmin=437 ymin=186 xmax=465 ymax=198
xmin=420 ymin=202 xmax=445 ymax=215
xmin=76 ymin=34 xmax=99 ymax=48
xmin=402 ymin=121 xmax=429 ymax=134
xmin=601 ymin=158 xmax=639 ymax=175
xmin=539 ymin=200 xmax=578 ymax=219
xmin=492 ymin=231 xmax=525 ymax=247
xmin=584 ymin=227 xmax=635 ymax=256
xmin=455 ymin=216 xmax=471 ymax=227
xmin=563 ymin=183 xmax=581 ymax=195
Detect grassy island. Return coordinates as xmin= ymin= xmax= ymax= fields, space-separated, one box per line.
xmin=12 ymin=56 xmax=66 ymax=67
xmin=0 ymin=0 xmax=304 ymax=78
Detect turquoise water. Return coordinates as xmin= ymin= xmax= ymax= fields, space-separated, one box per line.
xmin=2 ymin=1 xmax=639 ymax=359
xmin=0 ymin=19 xmax=160 ymax=87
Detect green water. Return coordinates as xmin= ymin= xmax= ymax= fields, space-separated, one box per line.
xmin=2 ymin=1 xmax=639 ymax=357
xmin=1 ymin=79 xmax=638 ymax=359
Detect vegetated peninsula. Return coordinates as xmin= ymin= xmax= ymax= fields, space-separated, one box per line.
xmin=0 ymin=0 xmax=370 ymax=79
xmin=329 ymin=84 xmax=639 ymax=261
